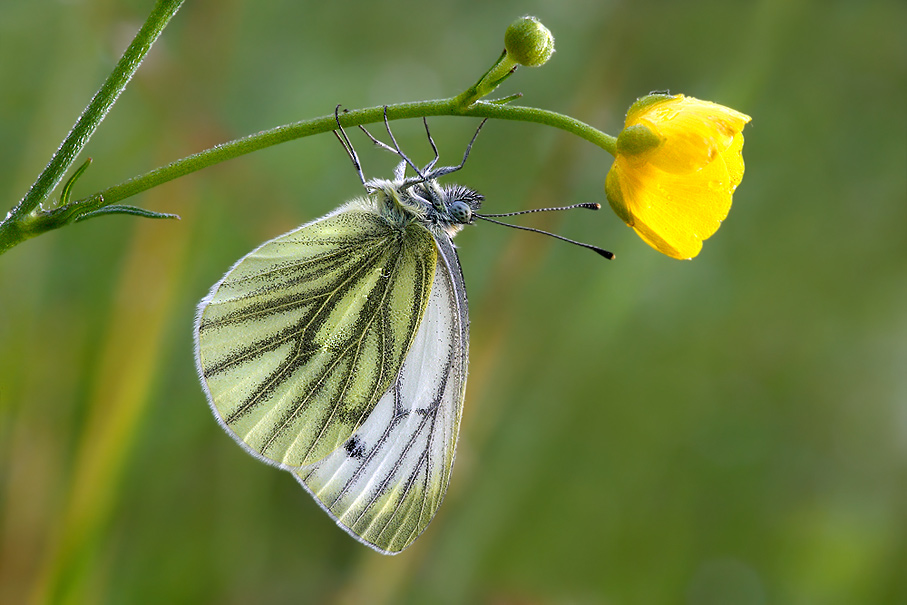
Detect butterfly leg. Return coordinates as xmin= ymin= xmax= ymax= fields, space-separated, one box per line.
xmin=333 ymin=105 xmax=368 ymax=187
xmin=422 ymin=117 xmax=440 ymax=173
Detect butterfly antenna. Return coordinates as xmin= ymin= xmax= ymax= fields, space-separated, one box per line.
xmin=333 ymin=105 xmax=367 ymax=186
xmin=479 ymin=202 xmax=602 ymax=218
xmin=475 ymin=203 xmax=614 ymax=259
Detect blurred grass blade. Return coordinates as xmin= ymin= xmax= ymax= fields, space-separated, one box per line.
xmin=29 ymin=193 xmax=193 ymax=605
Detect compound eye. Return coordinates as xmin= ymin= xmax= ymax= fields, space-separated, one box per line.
xmin=448 ymin=200 xmax=472 ymax=224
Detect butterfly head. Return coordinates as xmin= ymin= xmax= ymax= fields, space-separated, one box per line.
xmin=335 ymin=108 xmax=488 ymax=238
xmin=410 ymin=179 xmax=484 ymax=237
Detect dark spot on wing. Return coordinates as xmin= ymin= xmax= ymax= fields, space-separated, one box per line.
xmin=345 ymin=436 xmax=366 ymax=459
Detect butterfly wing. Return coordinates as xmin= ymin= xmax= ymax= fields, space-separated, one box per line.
xmin=195 ymin=199 xmax=469 ymax=553
xmin=195 ymin=200 xmax=438 ymax=469
xmin=295 ymin=234 xmax=469 ymax=553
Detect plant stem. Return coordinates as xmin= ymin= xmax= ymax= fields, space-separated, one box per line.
xmin=452 ymin=49 xmax=519 ymax=107
xmin=462 ymin=102 xmax=617 ymax=153
xmin=0 ymin=6 xmax=617 ymax=256
xmin=0 ymin=0 xmax=184 ymax=255
xmin=67 ymin=100 xmax=615 ymax=210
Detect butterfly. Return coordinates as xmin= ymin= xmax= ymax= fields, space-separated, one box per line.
xmin=194 ymin=108 xmax=612 ymax=554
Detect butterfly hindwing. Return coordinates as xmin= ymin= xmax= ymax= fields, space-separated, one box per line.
xmin=294 ymin=234 xmax=469 ymax=553
xmin=195 ymin=199 xmax=438 ymax=468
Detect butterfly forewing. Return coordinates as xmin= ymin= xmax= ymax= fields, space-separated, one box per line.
xmin=295 ymin=235 xmax=469 ymax=553
xmin=196 ymin=202 xmax=438 ymax=468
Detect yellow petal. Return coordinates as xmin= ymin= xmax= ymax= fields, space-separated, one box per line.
xmin=632 ymin=217 xmax=694 ymax=259
xmin=723 ymin=132 xmax=746 ymax=191
xmin=615 ymin=149 xmax=733 ymax=260
xmin=608 ymin=93 xmax=751 ymax=259
xmin=629 ymin=95 xmax=751 ymax=175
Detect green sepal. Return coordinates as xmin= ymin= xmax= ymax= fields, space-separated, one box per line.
xmin=60 ymin=157 xmax=93 ymax=206
xmin=616 ymin=124 xmax=663 ymax=156
xmin=487 ymin=93 xmax=524 ymax=105
xmin=626 ymin=92 xmax=675 ymax=123
xmin=73 ymin=205 xmax=180 ymax=223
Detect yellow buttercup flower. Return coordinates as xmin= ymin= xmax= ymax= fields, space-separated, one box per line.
xmin=605 ymin=93 xmax=752 ymax=259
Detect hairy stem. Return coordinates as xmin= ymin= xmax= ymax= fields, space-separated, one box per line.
xmin=0 ymin=0 xmax=184 ymax=254
xmin=0 ymin=6 xmax=617 ymax=256
xmin=70 ymin=100 xmax=616 ymax=208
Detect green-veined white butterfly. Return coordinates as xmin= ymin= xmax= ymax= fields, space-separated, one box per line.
xmin=194 ymin=109 xmax=612 ymax=554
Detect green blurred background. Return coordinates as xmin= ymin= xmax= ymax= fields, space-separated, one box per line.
xmin=1 ymin=0 xmax=904 ymax=603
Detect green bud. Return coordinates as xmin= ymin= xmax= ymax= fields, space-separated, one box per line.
xmin=616 ymin=124 xmax=663 ymax=156
xmin=504 ymin=16 xmax=555 ymax=67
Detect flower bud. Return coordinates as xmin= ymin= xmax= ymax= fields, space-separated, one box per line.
xmin=504 ymin=16 xmax=555 ymax=67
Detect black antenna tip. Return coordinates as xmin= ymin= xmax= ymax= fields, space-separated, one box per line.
xmin=477 ymin=214 xmax=615 ymax=260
